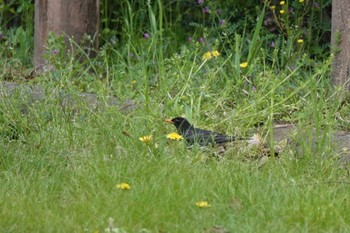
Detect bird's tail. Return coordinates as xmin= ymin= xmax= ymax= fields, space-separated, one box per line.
xmin=216 ymin=136 xmax=247 ymax=144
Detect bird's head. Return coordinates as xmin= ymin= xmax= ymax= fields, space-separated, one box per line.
xmin=165 ymin=117 xmax=192 ymax=131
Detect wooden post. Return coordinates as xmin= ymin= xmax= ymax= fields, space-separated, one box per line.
xmin=34 ymin=0 xmax=99 ymax=68
xmin=331 ymin=0 xmax=350 ymax=94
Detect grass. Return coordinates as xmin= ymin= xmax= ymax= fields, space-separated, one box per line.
xmin=0 ymin=87 xmax=349 ymax=232
xmin=1 ymin=0 xmax=350 ymax=232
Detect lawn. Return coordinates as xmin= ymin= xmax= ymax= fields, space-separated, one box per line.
xmin=1 ymin=0 xmax=350 ymax=232
xmin=0 ymin=85 xmax=349 ymax=232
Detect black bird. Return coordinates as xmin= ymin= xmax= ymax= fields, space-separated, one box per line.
xmin=165 ymin=117 xmax=237 ymax=146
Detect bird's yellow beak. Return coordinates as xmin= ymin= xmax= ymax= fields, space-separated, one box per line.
xmin=164 ymin=119 xmax=174 ymax=124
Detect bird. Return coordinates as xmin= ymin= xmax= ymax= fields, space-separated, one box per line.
xmin=165 ymin=117 xmax=239 ymax=146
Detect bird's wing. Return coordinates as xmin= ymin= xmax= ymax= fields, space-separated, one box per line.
xmin=187 ymin=128 xmax=233 ymax=145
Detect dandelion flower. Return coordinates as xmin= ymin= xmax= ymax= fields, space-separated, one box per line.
xmin=202 ymin=51 xmax=212 ymax=60
xmin=240 ymin=62 xmax=248 ymax=68
xmin=139 ymin=135 xmax=152 ymax=143
xmin=270 ymin=5 xmax=276 ymax=10
xmin=196 ymin=201 xmax=211 ymax=208
xmin=116 ymin=183 xmax=131 ymax=190
xmin=279 ymin=10 xmax=285 ymax=14
xmin=297 ymin=39 xmax=304 ymax=44
xmin=166 ymin=132 xmax=184 ymax=141
xmin=280 ymin=1 xmax=285 ymax=5
xmin=299 ymin=0 xmax=304 ymax=2
xmin=212 ymin=50 xmax=220 ymax=58
xmin=202 ymin=50 xmax=220 ymax=61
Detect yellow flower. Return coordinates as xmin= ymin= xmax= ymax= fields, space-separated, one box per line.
xmin=240 ymin=62 xmax=248 ymax=68
xmin=280 ymin=1 xmax=285 ymax=5
xmin=299 ymin=0 xmax=304 ymax=2
xmin=196 ymin=201 xmax=211 ymax=208
xmin=116 ymin=183 xmax=131 ymax=190
xmin=202 ymin=50 xmax=220 ymax=60
xmin=202 ymin=51 xmax=212 ymax=60
xmin=270 ymin=5 xmax=276 ymax=10
xmin=139 ymin=135 xmax=152 ymax=143
xmin=166 ymin=132 xmax=184 ymax=141
xmin=130 ymin=80 xmax=137 ymax=87
xmin=212 ymin=50 xmax=220 ymax=58
xmin=279 ymin=10 xmax=285 ymax=14
xmin=297 ymin=39 xmax=304 ymax=44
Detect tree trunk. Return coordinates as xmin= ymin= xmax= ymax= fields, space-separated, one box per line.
xmin=331 ymin=0 xmax=350 ymax=94
xmin=34 ymin=0 xmax=99 ymax=68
